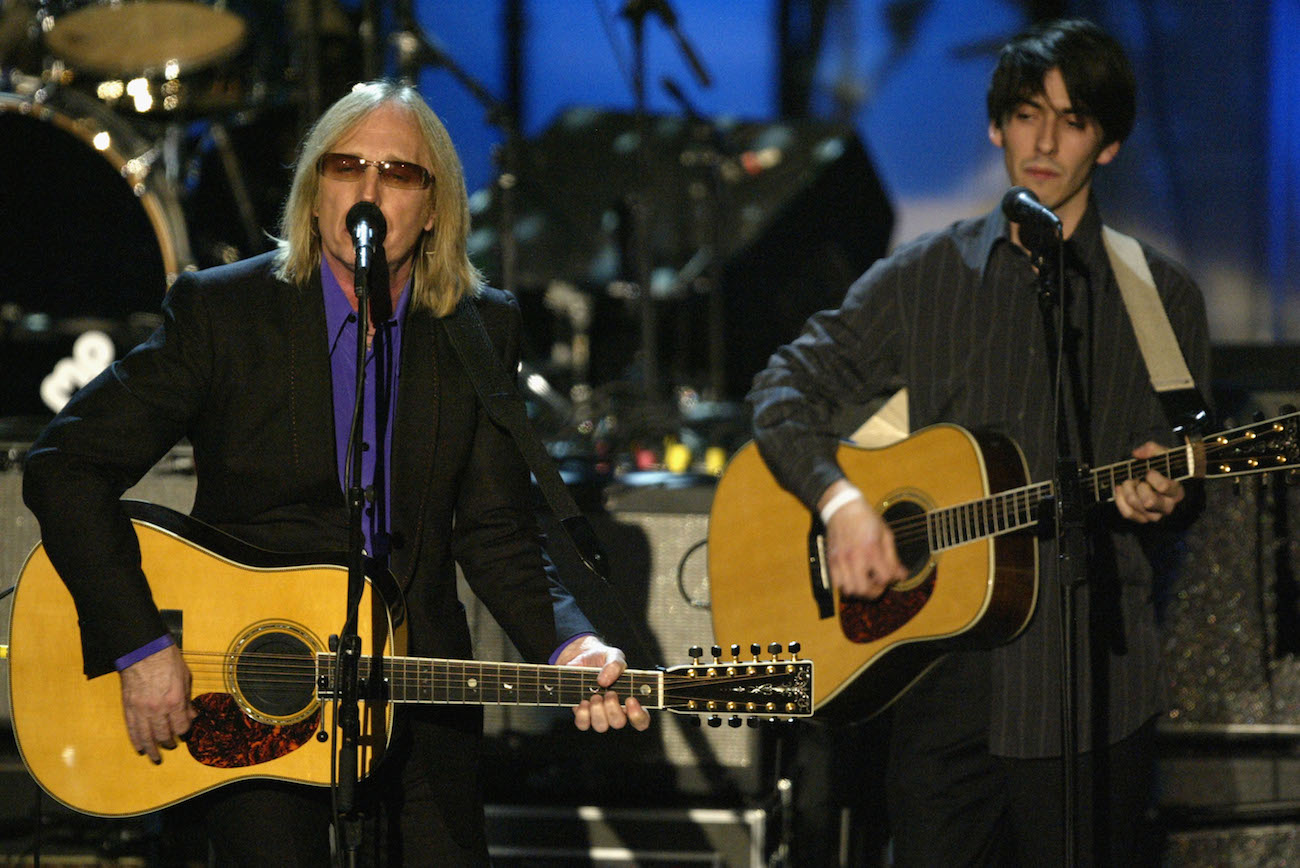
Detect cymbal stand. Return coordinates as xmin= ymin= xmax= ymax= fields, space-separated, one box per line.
xmin=661 ymin=76 xmax=728 ymax=398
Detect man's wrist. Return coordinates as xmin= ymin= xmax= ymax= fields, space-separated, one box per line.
xmin=819 ymin=486 xmax=864 ymax=525
xmin=551 ymin=632 xmax=597 ymax=665
xmin=114 ymin=634 xmax=175 ymax=672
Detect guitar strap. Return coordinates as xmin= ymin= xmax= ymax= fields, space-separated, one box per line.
xmin=1100 ymin=226 xmax=1210 ymax=437
xmin=439 ymin=298 xmax=612 ymax=583
xmin=852 ymin=226 xmax=1210 ymax=445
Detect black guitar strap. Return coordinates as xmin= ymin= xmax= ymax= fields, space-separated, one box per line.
xmin=440 ymin=298 xmax=612 ymax=583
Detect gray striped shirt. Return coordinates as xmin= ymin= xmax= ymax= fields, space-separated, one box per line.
xmin=748 ymin=200 xmax=1210 ymax=757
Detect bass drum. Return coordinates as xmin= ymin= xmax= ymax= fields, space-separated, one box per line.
xmin=0 ymin=85 xmax=191 ymax=418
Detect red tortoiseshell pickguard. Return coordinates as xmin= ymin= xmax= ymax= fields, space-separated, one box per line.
xmin=183 ymin=693 xmax=320 ymax=768
xmin=839 ymin=569 xmax=937 ymax=643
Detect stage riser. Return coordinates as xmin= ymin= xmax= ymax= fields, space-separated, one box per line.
xmin=484 ymin=805 xmax=765 ymax=868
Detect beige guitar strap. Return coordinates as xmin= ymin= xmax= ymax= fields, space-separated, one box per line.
xmin=852 ymin=387 xmax=909 ymax=447
xmin=851 ymin=225 xmax=1202 ymax=446
xmin=1100 ymin=225 xmax=1196 ymax=393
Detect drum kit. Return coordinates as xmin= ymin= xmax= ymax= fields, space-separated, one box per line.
xmin=0 ymin=0 xmax=355 ymax=419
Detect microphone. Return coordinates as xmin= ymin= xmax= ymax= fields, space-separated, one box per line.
xmin=1001 ymin=187 xmax=1062 ymax=235
xmin=346 ymin=202 xmax=387 ymax=273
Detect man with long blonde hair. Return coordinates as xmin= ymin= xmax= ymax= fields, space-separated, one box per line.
xmin=25 ymin=80 xmax=648 ymax=865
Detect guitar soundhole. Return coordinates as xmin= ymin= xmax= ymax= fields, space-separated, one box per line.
xmin=227 ymin=622 xmax=320 ymax=725
xmin=883 ymin=499 xmax=932 ymax=577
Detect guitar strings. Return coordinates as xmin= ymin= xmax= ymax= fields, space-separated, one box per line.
xmin=173 ymin=648 xmax=797 ymax=709
xmin=875 ymin=428 xmax=1272 ymax=551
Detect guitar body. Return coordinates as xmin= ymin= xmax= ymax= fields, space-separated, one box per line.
xmin=709 ymin=424 xmax=1038 ymax=720
xmin=7 ymin=503 xmax=396 ymax=817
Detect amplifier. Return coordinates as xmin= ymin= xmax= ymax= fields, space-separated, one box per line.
xmin=467 ymin=481 xmax=772 ymax=803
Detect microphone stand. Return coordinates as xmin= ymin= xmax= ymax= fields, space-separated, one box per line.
xmin=1026 ymin=220 xmax=1085 ymax=868
xmin=334 ymin=240 xmax=377 ymax=867
xmin=618 ymin=0 xmax=712 ymax=401
xmin=620 ymin=0 xmax=659 ymax=400
xmin=390 ymin=3 xmax=522 ymax=305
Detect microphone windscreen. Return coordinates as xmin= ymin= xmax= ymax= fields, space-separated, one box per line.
xmin=345 ymin=201 xmax=387 ymax=245
xmin=1000 ymin=186 xmax=1037 ymax=222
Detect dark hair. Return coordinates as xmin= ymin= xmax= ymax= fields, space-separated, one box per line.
xmin=986 ymin=18 xmax=1136 ymax=146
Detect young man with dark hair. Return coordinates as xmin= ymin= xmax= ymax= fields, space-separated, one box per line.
xmin=749 ymin=18 xmax=1207 ymax=865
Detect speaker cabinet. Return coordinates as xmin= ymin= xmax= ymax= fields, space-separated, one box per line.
xmin=465 ymin=481 xmax=773 ymax=803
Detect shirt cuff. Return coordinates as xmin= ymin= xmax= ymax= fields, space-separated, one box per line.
xmin=549 ymin=632 xmax=596 ymax=665
xmin=114 ymin=634 xmax=176 ymax=671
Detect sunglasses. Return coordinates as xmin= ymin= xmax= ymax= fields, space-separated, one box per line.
xmin=317 ymin=153 xmax=433 ymax=190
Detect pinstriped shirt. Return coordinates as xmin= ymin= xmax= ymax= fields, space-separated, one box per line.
xmin=748 ymin=199 xmax=1210 ymax=757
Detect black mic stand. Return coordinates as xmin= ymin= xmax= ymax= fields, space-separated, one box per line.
xmin=620 ymin=0 xmax=660 ymax=400
xmin=333 ymin=237 xmax=379 ymax=868
xmin=619 ymin=0 xmax=711 ymax=401
xmin=390 ymin=3 xmax=522 ymax=307
xmin=1025 ymin=219 xmax=1085 ymax=868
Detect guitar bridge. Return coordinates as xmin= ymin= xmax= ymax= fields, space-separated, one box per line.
xmin=808 ymin=521 xmax=835 ymax=619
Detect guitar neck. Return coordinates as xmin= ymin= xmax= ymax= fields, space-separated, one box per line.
xmin=317 ymin=655 xmax=663 ymax=709
xmin=920 ymin=440 xmax=1203 ymax=553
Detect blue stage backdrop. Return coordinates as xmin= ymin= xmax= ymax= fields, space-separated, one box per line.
xmin=410 ymin=0 xmax=1299 ymax=343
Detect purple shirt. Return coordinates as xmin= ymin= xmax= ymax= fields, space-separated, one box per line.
xmin=116 ymin=261 xmax=586 ymax=671
xmin=322 ymin=261 xmax=409 ymax=560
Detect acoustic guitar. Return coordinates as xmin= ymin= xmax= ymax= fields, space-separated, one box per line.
xmin=708 ymin=411 xmax=1298 ymax=721
xmin=4 ymin=501 xmax=813 ymax=817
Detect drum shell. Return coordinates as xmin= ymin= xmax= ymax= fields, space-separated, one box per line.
xmin=0 ymin=86 xmax=189 ymax=417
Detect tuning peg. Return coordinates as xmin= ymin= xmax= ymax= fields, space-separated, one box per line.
xmin=746 ymin=717 xmax=760 ymax=728
xmin=711 ymin=645 xmax=722 ymax=662
xmin=1255 ymin=411 xmax=1267 ymax=422
xmin=768 ymin=642 xmax=783 ymax=659
xmin=688 ymin=715 xmax=702 ymax=727
xmin=751 ymin=643 xmax=762 ymax=659
xmin=788 ymin=641 xmax=801 ymax=658
xmin=728 ymin=716 xmax=743 ymax=728
xmin=707 ymin=715 xmax=722 ymax=728
xmin=730 ymin=644 xmax=741 ymax=661
xmin=688 ymin=645 xmax=703 ymax=662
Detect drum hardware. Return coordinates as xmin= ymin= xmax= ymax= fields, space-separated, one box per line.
xmin=0 ymin=84 xmax=193 ymax=416
xmin=203 ymin=119 xmax=265 ymax=260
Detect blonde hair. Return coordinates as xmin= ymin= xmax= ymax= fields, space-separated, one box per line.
xmin=273 ymin=80 xmax=482 ymax=316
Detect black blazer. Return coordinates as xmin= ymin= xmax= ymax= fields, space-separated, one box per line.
xmin=23 ymin=252 xmax=592 ymax=677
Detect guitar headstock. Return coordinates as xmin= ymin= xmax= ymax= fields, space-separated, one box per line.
xmin=661 ymin=642 xmax=814 ymax=724
xmin=1203 ymin=410 xmax=1300 ymax=480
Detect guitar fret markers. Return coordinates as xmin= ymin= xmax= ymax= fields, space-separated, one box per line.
xmin=319 ymin=656 xmax=666 ymax=708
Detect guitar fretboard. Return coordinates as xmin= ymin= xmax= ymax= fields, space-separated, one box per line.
xmin=922 ymin=441 xmax=1198 ymax=552
xmin=316 ymin=655 xmax=665 ymax=709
